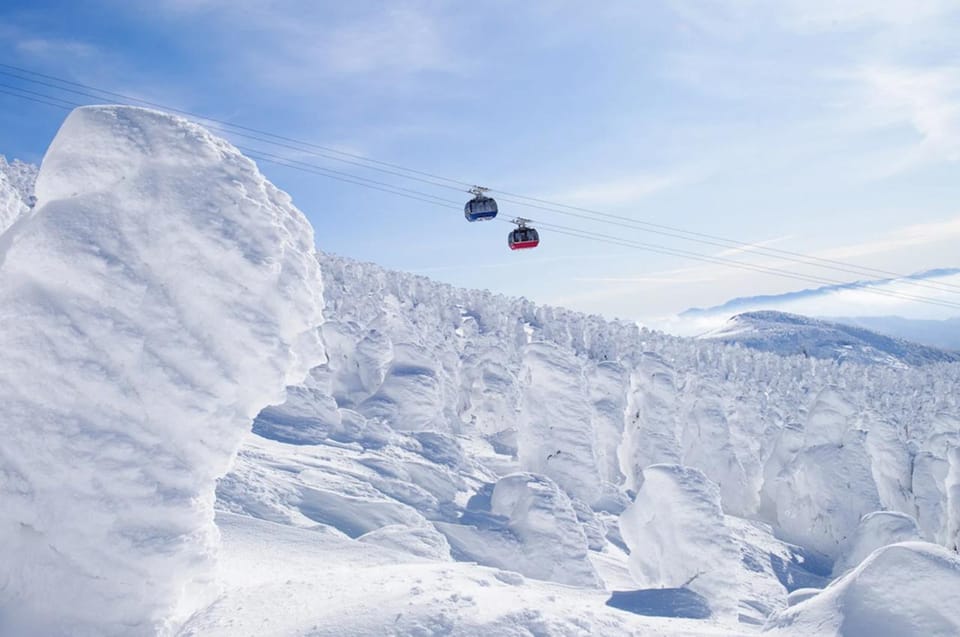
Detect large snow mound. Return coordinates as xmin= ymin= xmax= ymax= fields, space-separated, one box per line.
xmin=0 ymin=106 xmax=324 ymax=636
xmin=764 ymin=542 xmax=960 ymax=636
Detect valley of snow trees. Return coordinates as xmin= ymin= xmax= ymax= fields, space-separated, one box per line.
xmin=2 ymin=106 xmax=960 ymax=636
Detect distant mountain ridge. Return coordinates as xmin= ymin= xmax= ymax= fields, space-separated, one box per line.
xmin=699 ymin=310 xmax=960 ymax=366
xmin=682 ymin=268 xmax=960 ymax=317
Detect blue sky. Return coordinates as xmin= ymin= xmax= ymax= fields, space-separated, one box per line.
xmin=2 ymin=1 xmax=960 ymax=326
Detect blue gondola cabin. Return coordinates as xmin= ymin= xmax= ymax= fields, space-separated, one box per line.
xmin=465 ymin=195 xmax=498 ymax=222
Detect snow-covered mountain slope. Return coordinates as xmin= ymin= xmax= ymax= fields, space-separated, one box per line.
xmin=213 ymin=249 xmax=960 ymax=633
xmin=0 ymin=107 xmax=324 ymax=636
xmin=699 ymin=310 xmax=960 ymax=366
xmin=826 ymin=314 xmax=960 ymax=352
xmin=4 ymin=108 xmax=960 ymax=636
xmin=669 ymin=270 xmax=960 ymax=348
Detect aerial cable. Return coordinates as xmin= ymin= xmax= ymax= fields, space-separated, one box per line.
xmin=3 ymin=64 xmax=959 ymax=294
xmin=0 ymin=67 xmax=470 ymax=195
xmin=240 ymin=151 xmax=465 ymax=210
xmin=0 ymin=84 xmax=81 ymax=110
xmin=4 ymin=78 xmax=960 ymax=308
xmin=238 ymin=150 xmax=960 ymax=311
xmin=529 ymin=221 xmax=960 ymax=311
xmin=490 ymin=191 xmax=960 ymax=295
xmin=0 ymin=63 xmax=473 ymax=189
xmin=235 ymin=146 xmax=464 ymax=206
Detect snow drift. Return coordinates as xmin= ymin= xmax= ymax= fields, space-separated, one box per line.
xmin=764 ymin=542 xmax=960 ymax=636
xmin=0 ymin=106 xmax=324 ymax=635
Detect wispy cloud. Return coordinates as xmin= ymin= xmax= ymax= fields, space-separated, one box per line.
xmin=14 ymin=36 xmax=98 ymax=59
xmin=149 ymin=1 xmax=462 ymax=88
xmin=0 ymin=24 xmax=101 ymax=64
xmin=773 ymin=0 xmax=958 ymax=32
xmin=817 ymin=213 xmax=960 ymax=260
xmin=543 ymin=173 xmax=684 ymax=208
xmin=849 ymin=65 xmax=960 ymax=172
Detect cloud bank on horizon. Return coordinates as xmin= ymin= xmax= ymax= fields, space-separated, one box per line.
xmin=652 ymin=268 xmax=960 ymax=340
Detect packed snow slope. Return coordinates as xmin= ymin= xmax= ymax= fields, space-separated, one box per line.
xmin=829 ymin=314 xmax=960 ymax=352
xmin=0 ymin=107 xmax=325 ymax=636
xmin=699 ymin=310 xmax=960 ymax=366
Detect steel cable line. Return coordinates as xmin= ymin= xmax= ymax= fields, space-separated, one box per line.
xmin=235 ymin=146 xmax=464 ymax=207
xmin=491 ymin=192 xmax=960 ymax=294
xmin=0 ymin=63 xmax=473 ymax=189
xmin=235 ymin=152 xmax=960 ymax=312
xmin=0 ymin=84 xmax=82 ymax=110
xmin=489 ymin=192 xmax=960 ymax=296
xmin=530 ymin=221 xmax=960 ymax=311
xmin=5 ymin=83 xmax=960 ymax=310
xmin=4 ymin=63 xmax=960 ymax=295
xmin=0 ymin=67 xmax=474 ymax=195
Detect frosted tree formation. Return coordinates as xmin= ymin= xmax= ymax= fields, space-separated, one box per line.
xmin=0 ymin=107 xmax=324 ymax=635
xmin=270 ymin=252 xmax=960 ymax=625
xmin=0 ymin=155 xmax=36 ymax=234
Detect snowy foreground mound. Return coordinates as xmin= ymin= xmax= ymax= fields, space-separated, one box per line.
xmin=4 ymin=108 xmax=960 ymax=635
xmin=766 ymin=542 xmax=960 ymax=637
xmin=0 ymin=107 xmax=324 ymax=635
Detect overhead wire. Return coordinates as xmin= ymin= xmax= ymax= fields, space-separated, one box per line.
xmin=215 ymin=151 xmax=960 ymax=311
xmin=0 ymin=63 xmax=474 ymax=189
xmin=3 ymin=73 xmax=960 ymax=311
xmin=5 ymin=63 xmax=959 ymax=296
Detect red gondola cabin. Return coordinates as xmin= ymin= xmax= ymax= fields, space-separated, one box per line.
xmin=508 ymin=225 xmax=540 ymax=250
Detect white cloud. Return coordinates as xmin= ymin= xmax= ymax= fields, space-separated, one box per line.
xmin=774 ymin=0 xmax=957 ymax=32
xmin=322 ymin=7 xmax=454 ymax=75
xmin=0 ymin=24 xmax=101 ymax=64
xmin=818 ymin=213 xmax=960 ymax=260
xmin=14 ymin=37 xmax=98 ymax=59
xmin=147 ymin=1 xmax=461 ymax=85
xmin=850 ymin=65 xmax=960 ymax=171
xmin=542 ymin=173 xmax=688 ymax=208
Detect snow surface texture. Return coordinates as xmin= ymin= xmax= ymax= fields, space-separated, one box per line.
xmin=831 ymin=511 xmax=921 ymax=576
xmin=701 ymin=310 xmax=960 ymax=366
xmin=0 ymin=107 xmax=324 ymax=635
xmin=764 ymin=542 xmax=960 ymax=636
